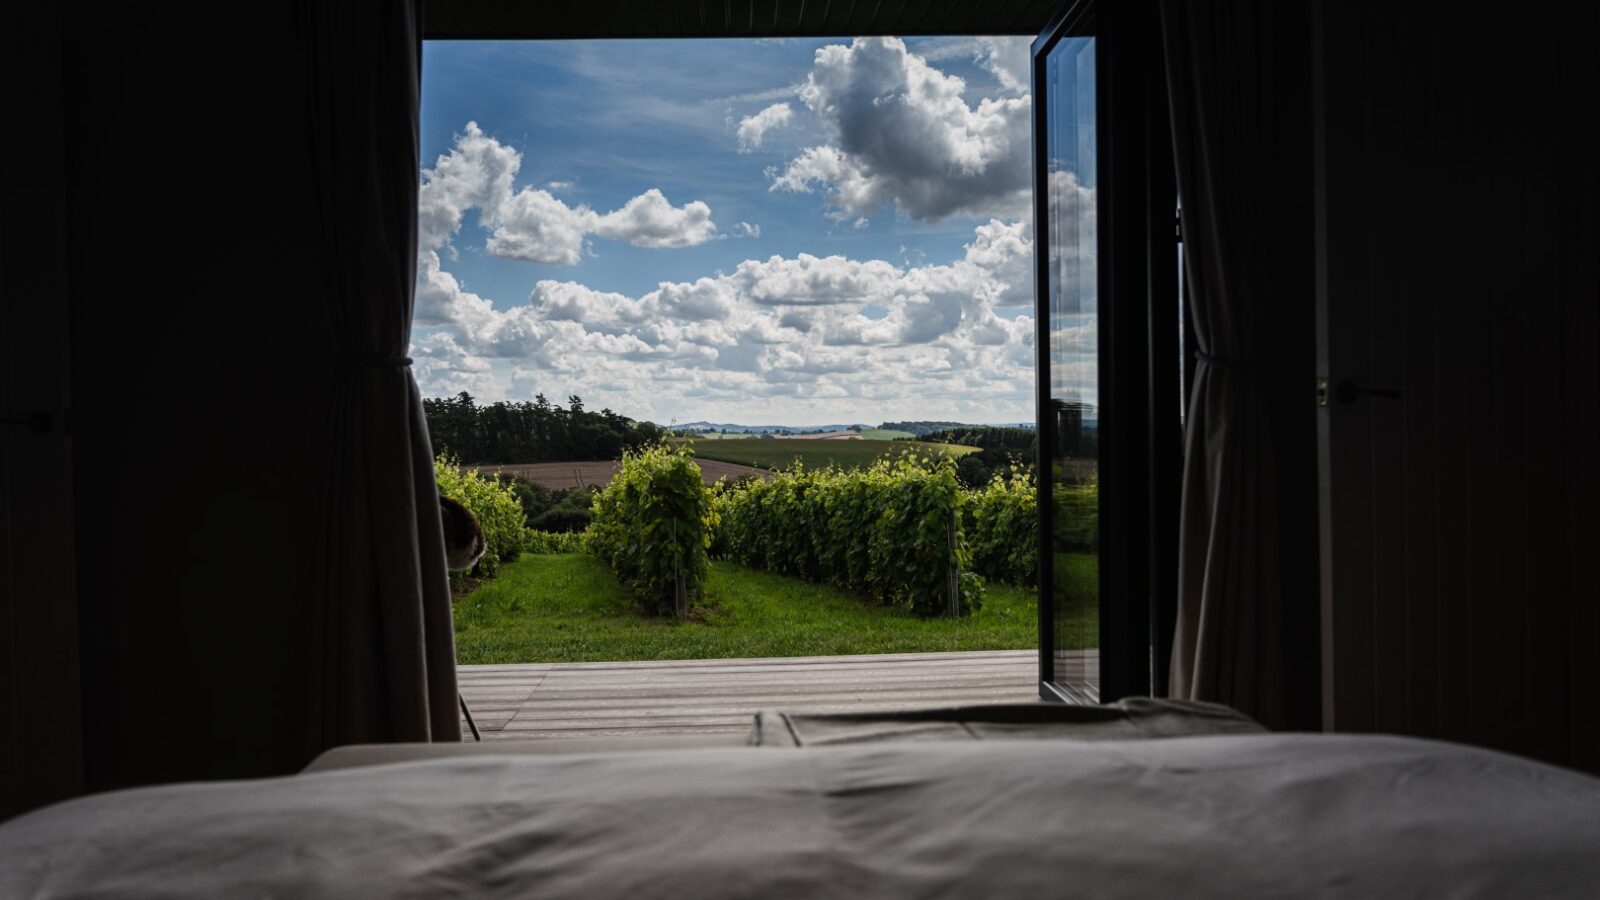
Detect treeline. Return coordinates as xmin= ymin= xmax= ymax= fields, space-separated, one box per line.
xmin=919 ymin=426 xmax=1037 ymax=454
xmin=880 ymin=420 xmax=967 ymax=437
xmin=423 ymin=391 xmax=664 ymax=464
xmin=911 ymin=426 xmax=1038 ymax=488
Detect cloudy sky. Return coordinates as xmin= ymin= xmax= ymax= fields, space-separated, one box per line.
xmin=414 ymin=36 xmax=1041 ymax=426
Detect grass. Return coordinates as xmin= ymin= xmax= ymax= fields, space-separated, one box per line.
xmin=858 ymin=428 xmax=916 ymax=440
xmin=679 ymin=437 xmax=978 ymax=471
xmin=453 ymin=552 xmax=1095 ymax=664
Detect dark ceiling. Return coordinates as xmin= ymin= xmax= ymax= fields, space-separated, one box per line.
xmin=424 ymin=0 xmax=1062 ymax=40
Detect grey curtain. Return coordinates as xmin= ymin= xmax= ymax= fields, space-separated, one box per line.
xmin=301 ymin=0 xmax=462 ymax=747
xmin=1162 ymin=0 xmax=1309 ymax=728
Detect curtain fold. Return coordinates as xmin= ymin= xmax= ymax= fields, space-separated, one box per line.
xmin=1161 ymin=0 xmax=1297 ymax=728
xmin=300 ymin=0 xmax=462 ymax=749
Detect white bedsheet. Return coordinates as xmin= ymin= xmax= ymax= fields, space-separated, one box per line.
xmin=3 ymin=734 xmax=1597 ymax=898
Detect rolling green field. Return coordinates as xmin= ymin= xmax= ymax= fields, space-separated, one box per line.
xmin=680 ymin=437 xmax=977 ymax=471
xmin=682 ymin=428 xmax=914 ymax=442
xmin=453 ymin=553 xmax=1081 ymax=664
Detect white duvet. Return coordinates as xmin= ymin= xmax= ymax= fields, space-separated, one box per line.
xmin=2 ymin=734 xmax=1598 ymax=898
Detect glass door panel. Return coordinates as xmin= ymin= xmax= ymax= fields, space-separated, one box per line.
xmin=1038 ymin=21 xmax=1099 ymax=702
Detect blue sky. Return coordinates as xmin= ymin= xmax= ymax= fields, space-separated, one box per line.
xmin=413 ymin=36 xmax=1048 ymax=426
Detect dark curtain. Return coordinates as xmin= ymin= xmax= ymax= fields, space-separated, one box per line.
xmin=1161 ymin=0 xmax=1314 ymax=729
xmin=301 ymin=0 xmax=462 ymax=747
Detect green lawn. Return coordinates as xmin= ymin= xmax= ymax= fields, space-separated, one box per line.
xmin=453 ymin=553 xmax=1090 ymax=664
xmin=680 ymin=437 xmax=978 ymax=472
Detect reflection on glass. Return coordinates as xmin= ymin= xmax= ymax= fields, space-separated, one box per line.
xmin=1046 ymin=35 xmax=1099 ymax=701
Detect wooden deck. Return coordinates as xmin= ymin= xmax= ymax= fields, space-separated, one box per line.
xmin=459 ymin=649 xmax=1099 ymax=742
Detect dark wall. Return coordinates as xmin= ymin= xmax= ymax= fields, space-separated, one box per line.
xmin=1315 ymin=2 xmax=1599 ymax=772
xmin=0 ymin=4 xmax=82 ymax=819
xmin=1252 ymin=0 xmax=1321 ymax=733
xmin=64 ymin=8 xmax=341 ymax=787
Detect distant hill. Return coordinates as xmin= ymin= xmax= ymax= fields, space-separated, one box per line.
xmin=879 ymin=421 xmax=1036 ymax=437
xmin=684 ymin=436 xmax=979 ymax=472
xmin=678 ymin=420 xmax=1039 ymax=438
xmin=877 ymin=421 xmax=965 ymax=437
xmin=677 ymin=421 xmax=866 ymax=435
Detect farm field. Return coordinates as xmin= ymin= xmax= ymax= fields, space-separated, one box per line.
xmin=453 ymin=553 xmax=1076 ymax=664
xmin=470 ymin=458 xmax=768 ymax=490
xmin=687 ymin=428 xmax=914 ymax=441
xmin=771 ymin=430 xmax=861 ymax=440
xmin=681 ymin=437 xmax=978 ymax=471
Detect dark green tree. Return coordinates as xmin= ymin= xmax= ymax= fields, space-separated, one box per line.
xmin=422 ymin=390 xmax=661 ymax=463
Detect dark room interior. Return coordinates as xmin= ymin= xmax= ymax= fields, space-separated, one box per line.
xmin=1 ymin=0 xmax=1596 ymax=895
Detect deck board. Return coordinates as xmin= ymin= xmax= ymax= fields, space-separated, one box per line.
xmin=459 ymin=650 xmax=1098 ymax=742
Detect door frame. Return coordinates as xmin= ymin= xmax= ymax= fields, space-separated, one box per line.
xmin=1033 ymin=0 xmax=1180 ymax=703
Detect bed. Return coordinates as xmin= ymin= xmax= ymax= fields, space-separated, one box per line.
xmin=3 ymin=704 xmax=1598 ymax=898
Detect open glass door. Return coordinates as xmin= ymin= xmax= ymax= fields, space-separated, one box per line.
xmin=1034 ymin=0 xmax=1175 ymax=705
xmin=1034 ymin=5 xmax=1100 ymax=703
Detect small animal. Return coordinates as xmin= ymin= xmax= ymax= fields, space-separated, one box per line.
xmin=439 ymin=495 xmax=486 ymax=572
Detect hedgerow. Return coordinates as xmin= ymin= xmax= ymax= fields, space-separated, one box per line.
xmin=490 ymin=474 xmax=595 ymax=534
xmin=965 ymin=470 xmax=1038 ymax=586
xmin=434 ymin=455 xmax=527 ymax=579
xmin=713 ymin=456 xmax=983 ymax=616
xmin=523 ymin=529 xmax=588 ymax=554
xmin=588 ymin=443 xmax=717 ymax=615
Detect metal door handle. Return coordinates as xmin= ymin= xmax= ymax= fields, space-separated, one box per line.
xmin=1334 ymin=381 xmax=1402 ymax=404
xmin=0 ymin=410 xmax=53 ymax=433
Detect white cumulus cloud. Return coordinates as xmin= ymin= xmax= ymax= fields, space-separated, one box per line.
xmin=410 ymin=49 xmax=1060 ymax=422
xmin=592 ymin=189 xmax=717 ymax=248
xmin=410 ymin=332 xmax=499 ymax=396
xmin=770 ymin=38 xmax=1032 ymax=222
xmin=419 ymin=122 xmax=718 ymax=265
xmin=736 ymin=102 xmax=794 ymax=152
xmin=974 ymin=36 xmax=1031 ymax=95
xmin=417 ymin=122 xmax=518 ymax=254
xmin=412 ymin=215 xmax=1049 ymax=422
xmin=731 ymin=253 xmax=904 ymax=307
xmin=485 ymin=187 xmax=596 ymax=265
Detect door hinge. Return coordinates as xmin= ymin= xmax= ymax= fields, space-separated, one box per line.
xmin=1316 ymin=378 xmax=1329 ymax=407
